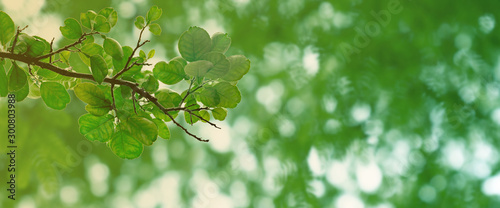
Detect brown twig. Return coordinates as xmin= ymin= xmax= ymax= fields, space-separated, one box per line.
xmin=36 ymin=32 xmax=98 ymax=60
xmin=10 ymin=25 xmax=28 ymax=53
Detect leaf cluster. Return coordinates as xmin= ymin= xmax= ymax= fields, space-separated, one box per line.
xmin=0 ymin=6 xmax=250 ymax=159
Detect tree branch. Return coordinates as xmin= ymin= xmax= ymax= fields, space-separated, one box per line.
xmin=0 ymin=51 xmax=214 ymax=142
xmin=36 ymin=32 xmax=98 ymax=60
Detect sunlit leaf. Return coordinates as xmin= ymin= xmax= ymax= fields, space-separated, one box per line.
xmin=184 ymin=60 xmax=213 ymax=77
xmin=59 ymin=18 xmax=82 ymax=40
xmin=142 ymin=75 xmax=159 ymax=93
xmin=94 ymin=15 xmax=111 ymax=33
xmin=85 ymin=105 xmax=111 ymax=116
xmin=178 ymin=26 xmax=212 ymax=61
xmin=109 ymin=130 xmax=143 ymax=159
xmin=152 ymin=118 xmax=170 ymax=140
xmin=134 ymin=16 xmax=145 ymax=29
xmin=146 ymin=5 xmax=162 ymax=23
xmin=40 ymin=82 xmax=70 ymax=110
xmin=78 ymin=114 xmax=114 ymax=142
xmin=149 ymin=23 xmax=161 ymax=36
xmin=90 ymin=55 xmax=108 ymax=84
xmin=123 ymin=116 xmax=158 ymax=146
xmin=211 ymin=32 xmax=231 ymax=54
xmin=199 ymin=86 xmax=220 ymax=107
xmin=98 ymin=7 xmax=118 ymax=27
xmin=222 ymin=55 xmax=250 ymax=82
xmin=153 ymin=61 xmax=185 ymax=85
xmin=0 ymin=11 xmax=15 ymax=47
xmin=211 ymin=107 xmax=227 ymax=121
xmin=214 ymin=82 xmax=241 ymax=108
xmin=103 ymin=37 xmax=123 ymax=59
xmin=74 ymin=82 xmax=111 ymax=106
xmin=8 ymin=62 xmax=27 ymax=92
xmin=201 ymin=52 xmax=230 ymax=79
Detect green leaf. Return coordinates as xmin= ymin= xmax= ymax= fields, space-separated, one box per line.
xmin=59 ymin=18 xmax=82 ymax=40
xmin=78 ymin=114 xmax=114 ymax=142
xmin=80 ymin=12 xmax=92 ymax=29
xmin=146 ymin=5 xmax=162 ymax=23
xmin=8 ymin=62 xmax=27 ymax=92
xmin=139 ymin=50 xmax=146 ymax=59
xmin=40 ymin=82 xmax=70 ymax=110
xmin=147 ymin=49 xmax=155 ymax=59
xmin=0 ymin=62 xmax=8 ymax=97
xmin=156 ymin=89 xmax=182 ymax=107
xmin=26 ymin=38 xmax=46 ymax=57
xmin=37 ymin=66 xmax=58 ymax=79
xmin=199 ymin=86 xmax=220 ymax=107
xmin=94 ymin=15 xmax=111 ymax=33
xmin=112 ymin=46 xmax=132 ymax=72
xmin=0 ymin=11 xmax=15 ymax=47
xmin=152 ymin=118 xmax=170 ymax=140
xmin=85 ymin=105 xmax=111 ymax=116
xmin=134 ymin=16 xmax=145 ymax=29
xmin=82 ymin=34 xmax=94 ymax=45
xmin=214 ymin=82 xmax=241 ymax=108
xmin=103 ymin=37 xmax=123 ymax=59
xmin=27 ymin=79 xmax=40 ymax=99
xmin=123 ymin=116 xmax=158 ymax=146
xmin=90 ymin=55 xmax=108 ymax=84
xmin=199 ymin=110 xmax=210 ymax=122
xmin=184 ymin=98 xmax=200 ymax=124
xmin=142 ymin=75 xmax=159 ymax=93
xmin=178 ymin=26 xmax=212 ymax=62
xmin=12 ymin=80 xmax=29 ymax=102
xmin=153 ymin=61 xmax=185 ymax=85
xmin=212 ymin=107 xmax=227 ymax=121
xmin=222 ymin=55 xmax=251 ymax=81
xmin=171 ymin=56 xmax=187 ymax=67
xmin=201 ymin=52 xmax=230 ymax=79
xmin=98 ymin=7 xmax=118 ymax=27
xmin=109 ymin=130 xmax=143 ymax=159
xmin=149 ymin=23 xmax=161 ymax=36
xmin=74 ymin=82 xmax=111 ymax=106
xmin=79 ymin=43 xmax=104 ymax=66
xmin=184 ymin=60 xmax=213 ymax=77
xmin=211 ymin=32 xmax=231 ymax=54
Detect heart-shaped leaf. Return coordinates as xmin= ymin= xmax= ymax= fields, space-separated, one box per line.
xmin=59 ymin=18 xmax=82 ymax=40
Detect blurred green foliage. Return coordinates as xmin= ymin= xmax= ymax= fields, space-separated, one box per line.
xmin=2 ymin=0 xmax=500 ymax=207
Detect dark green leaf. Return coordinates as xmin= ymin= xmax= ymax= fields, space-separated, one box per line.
xmin=8 ymin=62 xmax=27 ymax=92
xmin=199 ymin=86 xmax=220 ymax=107
xmin=94 ymin=15 xmax=111 ymax=33
xmin=123 ymin=116 xmax=158 ymax=146
xmin=149 ymin=23 xmax=161 ymax=36
xmin=152 ymin=118 xmax=170 ymax=140
xmin=134 ymin=16 xmax=145 ymax=29
xmin=103 ymin=37 xmax=123 ymax=59
xmin=40 ymin=82 xmax=70 ymax=110
xmin=214 ymin=82 xmax=241 ymax=108
xmin=12 ymin=80 xmax=29 ymax=102
xmin=153 ymin=61 xmax=185 ymax=85
xmin=109 ymin=130 xmax=143 ymax=159
xmin=0 ymin=11 xmax=15 ymax=47
xmin=184 ymin=60 xmax=213 ymax=77
xmin=142 ymin=75 xmax=159 ymax=93
xmin=178 ymin=26 xmax=212 ymax=61
xmin=112 ymin=46 xmax=132 ymax=72
xmin=90 ymin=55 xmax=108 ymax=84
xmin=212 ymin=107 xmax=227 ymax=121
xmin=78 ymin=114 xmax=114 ymax=142
xmin=201 ymin=52 xmax=230 ymax=79
xmin=85 ymin=105 xmax=111 ymax=116
xmin=222 ymin=55 xmax=250 ymax=81
xmin=79 ymin=43 xmax=104 ymax=66
xmin=0 ymin=61 xmax=7 ymax=97
xmin=74 ymin=82 xmax=111 ymax=106
xmin=59 ymin=18 xmax=82 ymax=40
xmin=146 ymin=5 xmax=162 ymax=23
xmin=211 ymin=32 xmax=231 ymax=54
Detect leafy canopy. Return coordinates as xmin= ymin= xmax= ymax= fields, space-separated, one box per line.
xmin=0 ymin=6 xmax=250 ymax=159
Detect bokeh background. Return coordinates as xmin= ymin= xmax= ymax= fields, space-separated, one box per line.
xmin=1 ymin=0 xmax=500 ymax=207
